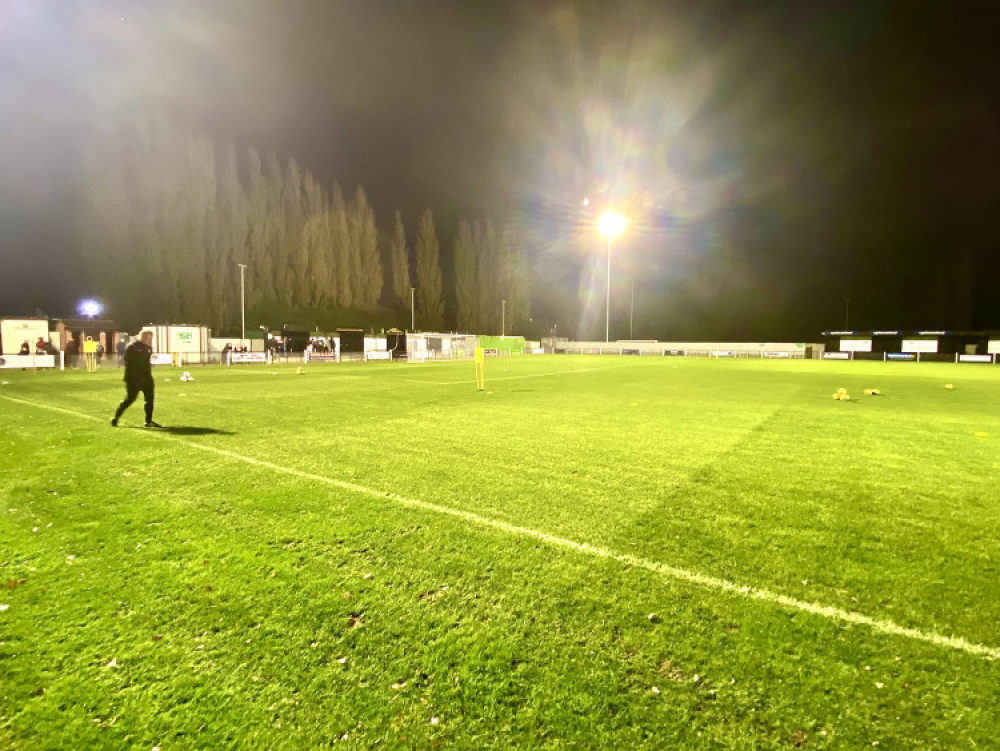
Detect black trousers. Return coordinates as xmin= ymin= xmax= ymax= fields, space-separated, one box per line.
xmin=115 ymin=377 xmax=154 ymax=423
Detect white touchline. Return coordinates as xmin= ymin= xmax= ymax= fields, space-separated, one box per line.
xmin=407 ymin=363 xmax=640 ymax=386
xmin=3 ymin=393 xmax=998 ymax=660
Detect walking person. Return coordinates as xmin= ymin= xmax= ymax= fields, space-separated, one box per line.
xmin=65 ymin=336 xmax=78 ymax=369
xmin=111 ymin=331 xmax=162 ymax=428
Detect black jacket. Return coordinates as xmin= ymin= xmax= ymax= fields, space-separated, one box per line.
xmin=123 ymin=341 xmax=153 ymax=382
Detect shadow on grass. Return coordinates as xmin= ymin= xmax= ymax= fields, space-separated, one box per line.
xmin=157 ymin=426 xmax=235 ymax=436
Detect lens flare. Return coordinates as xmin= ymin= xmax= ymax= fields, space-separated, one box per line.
xmin=78 ymin=299 xmax=102 ymax=317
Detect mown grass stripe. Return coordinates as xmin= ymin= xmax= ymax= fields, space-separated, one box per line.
xmin=3 ymin=392 xmax=997 ymax=661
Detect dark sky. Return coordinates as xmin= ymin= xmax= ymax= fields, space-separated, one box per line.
xmin=2 ymin=0 xmax=998 ymax=340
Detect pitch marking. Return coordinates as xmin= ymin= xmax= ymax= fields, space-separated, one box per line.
xmin=2 ymin=393 xmax=997 ymax=660
xmin=407 ymin=363 xmax=639 ymax=386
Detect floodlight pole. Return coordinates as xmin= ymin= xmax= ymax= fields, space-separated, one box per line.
xmin=501 ymin=299 xmax=506 ymax=339
xmin=238 ymin=263 xmax=247 ymax=349
xmin=606 ymin=235 xmax=612 ymax=343
xmin=630 ymin=278 xmax=634 ymax=340
xmin=410 ymin=287 xmax=416 ymax=332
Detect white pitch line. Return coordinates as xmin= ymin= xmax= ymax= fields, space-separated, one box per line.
xmin=407 ymin=363 xmax=639 ymax=386
xmin=2 ymin=393 xmax=997 ymax=660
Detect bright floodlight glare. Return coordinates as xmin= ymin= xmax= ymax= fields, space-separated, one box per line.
xmin=78 ymin=299 xmax=102 ymax=317
xmin=598 ymin=211 xmax=627 ymax=238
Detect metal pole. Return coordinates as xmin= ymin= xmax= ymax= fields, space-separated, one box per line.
xmin=630 ymin=278 xmax=634 ymax=340
xmin=606 ymin=236 xmax=612 ymax=342
xmin=410 ymin=287 xmax=415 ymax=332
xmin=238 ymin=263 xmax=247 ymax=349
xmin=501 ymin=299 xmax=506 ymax=339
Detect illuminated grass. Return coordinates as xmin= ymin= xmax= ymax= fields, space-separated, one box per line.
xmin=1 ymin=356 xmax=998 ymax=748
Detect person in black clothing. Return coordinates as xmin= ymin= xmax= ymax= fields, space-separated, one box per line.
xmin=111 ymin=331 xmax=162 ymax=427
xmin=65 ymin=337 xmax=78 ymax=368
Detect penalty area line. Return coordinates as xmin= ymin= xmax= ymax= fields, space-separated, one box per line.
xmin=2 ymin=393 xmax=998 ymax=661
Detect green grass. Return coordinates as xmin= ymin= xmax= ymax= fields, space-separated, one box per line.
xmin=1 ymin=356 xmax=998 ymax=748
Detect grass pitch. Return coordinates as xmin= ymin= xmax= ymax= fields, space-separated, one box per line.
xmin=1 ymin=355 xmax=998 ymax=748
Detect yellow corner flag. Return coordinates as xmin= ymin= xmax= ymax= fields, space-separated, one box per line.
xmin=475 ymin=346 xmax=485 ymax=391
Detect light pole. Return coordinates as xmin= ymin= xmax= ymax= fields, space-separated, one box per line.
xmin=238 ymin=263 xmax=247 ymax=349
xmin=501 ymin=299 xmax=506 ymax=339
xmin=410 ymin=287 xmax=416 ymax=332
xmin=630 ymin=278 xmax=634 ymax=340
xmin=598 ymin=211 xmax=627 ymax=343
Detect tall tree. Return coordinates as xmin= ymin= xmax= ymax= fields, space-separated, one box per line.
xmin=245 ymin=149 xmax=275 ymax=307
xmin=453 ymin=220 xmax=477 ymax=331
xmin=80 ymin=115 xmax=432 ymax=330
xmin=414 ymin=209 xmax=445 ymax=330
xmin=351 ymin=186 xmax=383 ymax=308
xmin=176 ymin=131 xmax=215 ymax=323
xmin=304 ymin=209 xmax=336 ymax=308
xmin=295 ymin=170 xmax=327 ymax=306
xmin=500 ymin=222 xmax=531 ymax=332
xmin=272 ymin=155 xmax=301 ymax=307
xmin=212 ymin=141 xmax=246 ymax=331
xmin=389 ymin=210 xmax=411 ymax=308
xmin=475 ymin=220 xmax=501 ymax=333
xmin=331 ymin=184 xmax=353 ymax=309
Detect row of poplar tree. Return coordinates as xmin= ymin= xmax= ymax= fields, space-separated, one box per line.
xmin=80 ymin=120 xmax=529 ymax=333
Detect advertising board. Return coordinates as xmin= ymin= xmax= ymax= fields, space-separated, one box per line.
xmin=901 ymin=339 xmax=938 ymax=353
xmin=839 ymin=339 xmax=872 ymax=352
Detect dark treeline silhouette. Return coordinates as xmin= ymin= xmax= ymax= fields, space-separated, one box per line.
xmin=80 ymin=118 xmax=529 ymax=334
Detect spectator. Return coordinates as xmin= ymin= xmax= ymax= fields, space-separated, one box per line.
xmin=19 ymin=340 xmax=30 ymax=355
xmin=65 ymin=337 xmax=78 ymax=368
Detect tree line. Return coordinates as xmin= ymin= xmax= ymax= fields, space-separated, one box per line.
xmin=80 ymin=119 xmax=529 ymax=334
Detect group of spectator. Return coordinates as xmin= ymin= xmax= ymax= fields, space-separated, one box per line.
xmin=18 ymin=335 xmax=128 ymax=369
xmin=308 ymin=337 xmax=333 ymax=353
xmin=19 ymin=337 xmax=56 ymax=356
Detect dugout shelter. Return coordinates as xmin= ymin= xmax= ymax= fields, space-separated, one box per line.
xmin=822 ymin=330 xmax=1000 ymax=362
xmin=337 ymin=328 xmax=365 ymax=361
xmin=282 ymin=325 xmax=310 ymax=353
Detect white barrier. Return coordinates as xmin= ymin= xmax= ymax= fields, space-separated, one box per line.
xmin=230 ymin=352 xmax=268 ymax=364
xmin=0 ymin=354 xmax=57 ymax=369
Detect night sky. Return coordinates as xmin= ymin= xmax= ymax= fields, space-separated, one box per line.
xmin=2 ymin=0 xmax=998 ymax=340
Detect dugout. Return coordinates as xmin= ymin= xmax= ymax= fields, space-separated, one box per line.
xmin=282 ymin=325 xmax=310 ymax=353
xmin=386 ymin=328 xmax=407 ymax=359
xmin=822 ymin=330 xmax=1000 ymax=361
xmin=337 ymin=328 xmax=364 ymax=361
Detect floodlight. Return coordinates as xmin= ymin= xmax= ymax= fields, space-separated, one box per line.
xmin=598 ymin=211 xmax=626 ymax=238
xmin=598 ymin=211 xmax=627 ymax=342
xmin=78 ymin=299 xmax=102 ymax=317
